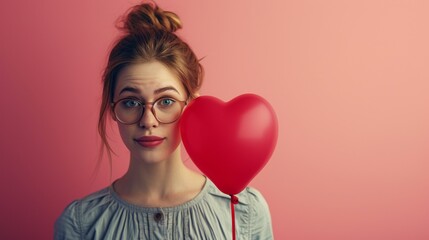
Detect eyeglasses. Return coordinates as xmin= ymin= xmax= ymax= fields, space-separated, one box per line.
xmin=111 ymin=97 xmax=187 ymax=125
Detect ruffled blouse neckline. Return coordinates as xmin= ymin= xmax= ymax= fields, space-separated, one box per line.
xmin=108 ymin=177 xmax=210 ymax=213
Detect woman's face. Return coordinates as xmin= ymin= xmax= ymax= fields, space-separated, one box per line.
xmin=113 ymin=61 xmax=188 ymax=164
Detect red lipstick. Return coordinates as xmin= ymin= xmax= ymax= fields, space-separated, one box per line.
xmin=135 ymin=136 xmax=165 ymax=148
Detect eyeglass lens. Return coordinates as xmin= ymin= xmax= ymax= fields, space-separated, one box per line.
xmin=114 ymin=98 xmax=183 ymax=124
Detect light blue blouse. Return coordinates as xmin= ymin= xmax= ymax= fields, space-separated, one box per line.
xmin=54 ymin=178 xmax=273 ymax=239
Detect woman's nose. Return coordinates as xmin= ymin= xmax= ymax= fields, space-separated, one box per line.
xmin=139 ymin=106 xmax=159 ymax=129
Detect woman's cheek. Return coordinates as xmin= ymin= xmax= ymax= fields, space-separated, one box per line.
xmin=117 ymin=125 xmax=134 ymax=151
xmin=168 ymin=123 xmax=182 ymax=149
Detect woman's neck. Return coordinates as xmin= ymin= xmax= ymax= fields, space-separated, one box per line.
xmin=113 ymin=148 xmax=205 ymax=207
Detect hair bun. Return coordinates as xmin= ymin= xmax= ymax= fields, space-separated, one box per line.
xmin=120 ymin=2 xmax=182 ymax=34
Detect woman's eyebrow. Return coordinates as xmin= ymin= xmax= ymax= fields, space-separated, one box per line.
xmin=119 ymin=86 xmax=140 ymax=96
xmin=154 ymin=86 xmax=180 ymax=95
xmin=119 ymin=86 xmax=180 ymax=96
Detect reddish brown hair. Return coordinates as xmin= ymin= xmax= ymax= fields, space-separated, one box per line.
xmin=95 ymin=2 xmax=204 ymax=178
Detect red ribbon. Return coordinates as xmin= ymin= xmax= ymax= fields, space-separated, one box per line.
xmin=230 ymin=195 xmax=239 ymax=240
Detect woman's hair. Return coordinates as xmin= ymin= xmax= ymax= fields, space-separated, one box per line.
xmin=95 ymin=2 xmax=204 ymax=178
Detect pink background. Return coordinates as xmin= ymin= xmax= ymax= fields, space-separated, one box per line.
xmin=1 ymin=0 xmax=428 ymax=239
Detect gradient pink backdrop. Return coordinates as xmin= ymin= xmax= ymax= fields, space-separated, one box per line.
xmin=1 ymin=0 xmax=428 ymax=239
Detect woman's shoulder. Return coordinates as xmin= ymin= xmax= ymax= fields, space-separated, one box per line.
xmin=65 ymin=186 xmax=112 ymax=212
xmin=204 ymin=179 xmax=274 ymax=238
xmin=54 ymin=186 xmax=112 ymax=239
xmin=205 ymin=178 xmax=269 ymax=207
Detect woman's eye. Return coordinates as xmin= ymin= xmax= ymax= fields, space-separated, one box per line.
xmin=123 ymin=99 xmax=140 ymax=108
xmin=159 ymin=98 xmax=175 ymax=106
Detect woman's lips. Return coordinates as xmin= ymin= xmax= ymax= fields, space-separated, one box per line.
xmin=135 ymin=136 xmax=165 ymax=148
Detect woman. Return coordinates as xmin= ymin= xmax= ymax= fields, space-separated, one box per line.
xmin=54 ymin=2 xmax=273 ymax=239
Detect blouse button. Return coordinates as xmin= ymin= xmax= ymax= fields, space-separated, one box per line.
xmin=154 ymin=212 xmax=164 ymax=222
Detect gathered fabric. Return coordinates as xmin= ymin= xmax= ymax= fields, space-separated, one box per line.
xmin=54 ymin=178 xmax=273 ymax=240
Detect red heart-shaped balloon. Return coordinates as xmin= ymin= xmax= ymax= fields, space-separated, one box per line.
xmin=180 ymin=94 xmax=278 ymax=195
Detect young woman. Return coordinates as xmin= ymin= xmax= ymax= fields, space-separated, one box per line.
xmin=55 ymin=2 xmax=273 ymax=239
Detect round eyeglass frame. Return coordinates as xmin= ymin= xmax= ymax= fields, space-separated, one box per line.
xmin=111 ymin=97 xmax=188 ymax=125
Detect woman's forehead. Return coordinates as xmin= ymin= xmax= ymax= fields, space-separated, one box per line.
xmin=115 ymin=61 xmax=185 ymax=96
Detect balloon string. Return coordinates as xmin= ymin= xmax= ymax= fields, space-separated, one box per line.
xmin=230 ymin=195 xmax=239 ymax=240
